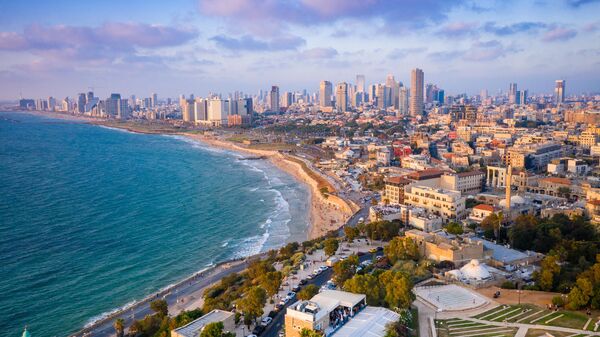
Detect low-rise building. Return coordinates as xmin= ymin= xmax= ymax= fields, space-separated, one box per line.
xmin=383 ymin=176 xmax=411 ymax=205
xmin=404 ymin=185 xmax=466 ymax=221
xmin=171 ymin=310 xmax=235 ymax=337
xmin=440 ymin=171 xmax=484 ymax=195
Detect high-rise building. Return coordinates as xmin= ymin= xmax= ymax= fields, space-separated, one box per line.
xmin=356 ymin=75 xmax=365 ymax=93
xmin=319 ymin=81 xmax=332 ymax=108
xmin=77 ymin=93 xmax=86 ymax=113
xmin=269 ymin=86 xmax=279 ymax=112
xmin=106 ymin=93 xmax=130 ymax=119
xmin=480 ymin=89 xmax=488 ymax=101
xmin=335 ymin=82 xmax=348 ymax=112
xmin=518 ymin=90 xmax=528 ymax=105
xmin=151 ymin=93 xmax=158 ymax=108
xmin=375 ymin=84 xmax=386 ymax=109
xmin=555 ymin=80 xmax=565 ymax=104
xmin=281 ymin=91 xmax=293 ymax=108
xmin=208 ymin=98 xmax=229 ymax=126
xmin=409 ymin=68 xmax=424 ymax=117
xmin=398 ymin=86 xmax=409 ymax=116
xmin=437 ymin=90 xmax=445 ymax=104
xmin=86 ymin=91 xmax=94 ymax=103
xmin=508 ymin=83 xmax=517 ymax=104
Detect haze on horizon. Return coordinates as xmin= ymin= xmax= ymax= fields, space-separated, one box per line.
xmin=0 ymin=0 xmax=599 ymax=100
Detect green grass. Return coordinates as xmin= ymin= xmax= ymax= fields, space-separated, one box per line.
xmin=524 ymin=329 xmax=575 ymax=337
xmin=435 ymin=319 xmax=517 ymax=337
xmin=472 ymin=304 xmax=593 ymax=331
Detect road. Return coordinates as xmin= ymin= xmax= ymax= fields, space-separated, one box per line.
xmin=260 ymin=251 xmax=382 ymax=337
xmin=71 ymin=260 xmax=250 ymax=337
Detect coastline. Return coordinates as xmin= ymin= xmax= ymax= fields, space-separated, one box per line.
xmin=6 ymin=111 xmax=357 ymax=336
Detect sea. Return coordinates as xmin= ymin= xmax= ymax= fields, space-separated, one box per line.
xmin=0 ymin=111 xmax=310 ymax=337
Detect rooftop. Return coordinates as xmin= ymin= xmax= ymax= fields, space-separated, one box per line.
xmin=172 ymin=310 xmax=234 ymax=337
xmin=330 ymin=306 xmax=400 ymax=337
xmin=470 ymin=238 xmax=531 ymax=264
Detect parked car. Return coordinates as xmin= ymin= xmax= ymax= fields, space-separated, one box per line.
xmin=493 ymin=291 xmax=501 ymax=298
xmin=260 ymin=317 xmax=273 ymax=326
xmin=274 ymin=303 xmax=284 ymax=312
xmin=299 ymin=279 xmax=307 ymax=285
xmin=292 ymin=285 xmax=301 ymax=292
xmin=268 ymin=310 xmax=277 ymax=318
xmin=252 ymin=325 xmax=265 ymax=335
xmin=319 ymin=265 xmax=329 ymax=272
xmin=286 ymin=291 xmax=296 ymax=301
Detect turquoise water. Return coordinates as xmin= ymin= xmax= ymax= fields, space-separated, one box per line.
xmin=0 ymin=112 xmax=309 ymax=337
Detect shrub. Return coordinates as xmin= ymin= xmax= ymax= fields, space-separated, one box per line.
xmin=501 ymin=281 xmax=516 ymax=289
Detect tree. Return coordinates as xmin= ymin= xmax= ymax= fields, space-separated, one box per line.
xmin=300 ymin=328 xmax=323 ymax=337
xmin=445 ymin=222 xmax=463 ymax=235
xmin=150 ymin=299 xmax=168 ymax=317
xmin=332 ymin=255 xmax=359 ymax=284
xmin=344 ymin=226 xmax=360 ymax=242
xmin=237 ymin=286 xmax=267 ymax=327
xmin=324 ymin=238 xmax=339 ymax=256
xmin=481 ymin=213 xmax=502 ymax=239
xmin=509 ymin=215 xmax=539 ymax=250
xmin=199 ymin=321 xmax=235 ymax=337
xmin=343 ymin=274 xmax=382 ymax=305
xmin=384 ymin=237 xmax=420 ymax=263
xmin=260 ymin=271 xmax=283 ymax=298
xmin=297 ymin=284 xmax=320 ymax=300
xmin=557 ymin=186 xmax=571 ymax=199
xmin=536 ymin=255 xmax=561 ymax=291
xmin=113 ymin=318 xmax=124 ymax=337
xmin=378 ymin=271 xmax=414 ymax=309
xmin=567 ymin=277 xmax=593 ymax=310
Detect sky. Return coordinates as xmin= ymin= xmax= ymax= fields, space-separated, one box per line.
xmin=0 ymin=0 xmax=599 ymax=100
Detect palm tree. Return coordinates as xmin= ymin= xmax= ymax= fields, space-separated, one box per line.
xmin=113 ymin=318 xmax=125 ymax=337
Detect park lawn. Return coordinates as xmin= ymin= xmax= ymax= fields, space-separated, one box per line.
xmin=524 ymin=329 xmax=574 ymax=337
xmin=538 ymin=310 xmax=590 ymax=330
xmin=436 ymin=319 xmax=517 ymax=337
xmin=474 ymin=305 xmax=517 ymax=319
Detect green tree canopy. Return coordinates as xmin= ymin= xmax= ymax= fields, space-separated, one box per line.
xmin=150 ymin=299 xmax=168 ymax=317
xmin=259 ymin=271 xmax=283 ymax=298
xmin=237 ymin=286 xmax=267 ymax=327
xmin=384 ymin=237 xmax=420 ymax=263
xmin=445 ymin=222 xmax=463 ymax=235
xmin=324 ymin=238 xmax=339 ymax=256
xmin=332 ymin=255 xmax=359 ymax=284
xmin=344 ymin=226 xmax=360 ymax=242
xmin=297 ymin=284 xmax=320 ymax=300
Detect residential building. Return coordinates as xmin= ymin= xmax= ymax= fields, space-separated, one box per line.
xmin=335 ymin=82 xmax=348 ymax=112
xmin=384 ymin=176 xmax=411 ymax=205
xmin=319 ymin=81 xmax=332 ymax=108
xmin=404 ymin=185 xmax=466 ymax=221
xmin=555 ymin=80 xmax=565 ymax=104
xmin=440 ymin=171 xmax=485 ymax=195
xmin=269 ymin=85 xmax=280 ymax=112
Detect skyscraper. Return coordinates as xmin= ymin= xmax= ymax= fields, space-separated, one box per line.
xmin=269 ymin=86 xmax=279 ymax=112
xmin=398 ymin=86 xmax=409 ymax=117
xmin=555 ymin=80 xmax=565 ymax=104
xmin=335 ymin=82 xmax=348 ymax=112
xmin=151 ymin=93 xmax=158 ymax=108
xmin=356 ymin=75 xmax=365 ymax=93
xmin=508 ymin=83 xmax=517 ymax=104
xmin=77 ymin=93 xmax=86 ymax=113
xmin=319 ymin=81 xmax=332 ymax=108
xmin=375 ymin=84 xmax=386 ymax=109
xmin=409 ymin=68 xmax=424 ymax=117
xmin=518 ymin=90 xmax=528 ymax=105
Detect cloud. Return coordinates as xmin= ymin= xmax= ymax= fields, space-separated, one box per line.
xmin=388 ymin=47 xmax=427 ymax=59
xmin=463 ymin=40 xmax=520 ymax=61
xmin=483 ymin=21 xmax=547 ymax=35
xmin=299 ymin=47 xmax=338 ymax=59
xmin=565 ymin=0 xmax=600 ymax=7
xmin=427 ymin=50 xmax=464 ymax=61
xmin=582 ymin=21 xmax=600 ymax=32
xmin=437 ymin=22 xmax=478 ymax=37
xmin=0 ymin=23 xmax=197 ymax=52
xmin=210 ymin=35 xmax=306 ymax=51
xmin=198 ymin=0 xmax=468 ymax=35
xmin=542 ymin=27 xmax=578 ymax=41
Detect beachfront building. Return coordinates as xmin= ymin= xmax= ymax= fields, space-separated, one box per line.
xmin=171 ymin=310 xmax=235 ymax=337
xmin=285 ymin=290 xmax=398 ymax=337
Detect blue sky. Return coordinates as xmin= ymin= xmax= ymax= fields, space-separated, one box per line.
xmin=0 ymin=0 xmax=599 ymax=100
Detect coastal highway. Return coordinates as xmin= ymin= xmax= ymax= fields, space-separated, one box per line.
xmin=259 ymin=251 xmax=381 ymax=337
xmin=71 ymin=260 xmax=250 ymax=337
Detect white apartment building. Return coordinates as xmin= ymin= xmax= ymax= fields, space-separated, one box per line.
xmin=440 ymin=171 xmax=484 ymax=195
xmin=404 ymin=185 xmax=466 ymax=221
xmin=207 ymin=98 xmax=229 ymax=127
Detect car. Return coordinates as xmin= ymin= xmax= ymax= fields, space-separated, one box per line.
xmin=360 ymin=260 xmax=372 ymax=267
xmin=260 ymin=317 xmax=273 ymax=326
xmin=376 ymin=246 xmax=384 ymax=252
xmin=292 ymin=285 xmax=301 ymax=292
xmin=313 ymin=269 xmax=322 ymax=275
xmin=252 ymin=325 xmax=265 ymax=335
xmin=369 ymin=248 xmax=377 ymax=253
xmin=268 ymin=310 xmax=277 ymax=318
xmin=286 ymin=291 xmax=296 ymax=300
xmin=306 ymin=273 xmax=315 ymax=280
xmin=279 ymin=331 xmax=285 ymax=337
xmin=274 ymin=303 xmax=284 ymax=312
xmin=246 ymin=335 xmax=257 ymax=337
xmin=281 ymin=297 xmax=290 ymax=304
xmin=493 ymin=291 xmax=501 ymax=298
xmin=299 ymin=279 xmax=307 ymax=285
xmin=319 ymin=265 xmax=329 ymax=272
xmin=357 ymin=251 xmax=366 ymax=256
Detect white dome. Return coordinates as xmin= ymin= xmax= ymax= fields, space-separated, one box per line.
xmin=499 ymin=195 xmax=526 ymax=208
xmin=459 ymin=259 xmax=492 ymax=281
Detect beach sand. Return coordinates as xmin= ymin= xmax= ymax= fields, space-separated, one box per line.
xmin=183 ymin=133 xmax=356 ymax=239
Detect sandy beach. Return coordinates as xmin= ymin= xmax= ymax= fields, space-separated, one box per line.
xmin=182 ymin=133 xmax=356 ymax=239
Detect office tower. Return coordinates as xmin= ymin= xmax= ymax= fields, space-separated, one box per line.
xmin=555 ymin=80 xmax=565 ymax=104
xmin=335 ymin=82 xmax=348 ymax=112
xmin=77 ymin=93 xmax=86 ymax=113
xmin=508 ymin=83 xmax=517 ymax=104
xmin=409 ymin=68 xmax=424 ymax=117
xmin=437 ymin=90 xmax=445 ymax=104
xmin=398 ymin=86 xmax=409 ymax=116
xmin=281 ymin=91 xmax=293 ymax=108
xmin=480 ymin=89 xmax=488 ymax=101
xmin=208 ymin=98 xmax=229 ymax=126
xmin=368 ymin=85 xmax=376 ymax=104
xmin=319 ymin=81 xmax=332 ymax=108
xmin=182 ymin=99 xmax=194 ymax=122
xmin=385 ymin=74 xmax=397 ymax=108
xmin=86 ymin=91 xmax=94 ymax=103
xmin=269 ymin=86 xmax=279 ymax=112
xmin=47 ymin=97 xmax=56 ymax=111
xmin=151 ymin=93 xmax=158 ymax=108
xmin=106 ymin=93 xmax=129 ymax=119
xmin=375 ymin=84 xmax=385 ymax=109
xmin=518 ymin=90 xmax=528 ymax=105
xmin=194 ymin=98 xmax=208 ymax=121
xmin=356 ymin=75 xmax=365 ymax=93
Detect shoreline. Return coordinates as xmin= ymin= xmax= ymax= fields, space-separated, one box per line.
xmin=6 ymin=111 xmax=357 ymax=336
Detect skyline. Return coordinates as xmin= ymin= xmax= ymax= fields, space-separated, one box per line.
xmin=1 ymin=0 xmax=600 ymax=99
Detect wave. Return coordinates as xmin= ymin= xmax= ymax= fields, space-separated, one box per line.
xmin=169 ymin=135 xmax=244 ymax=158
